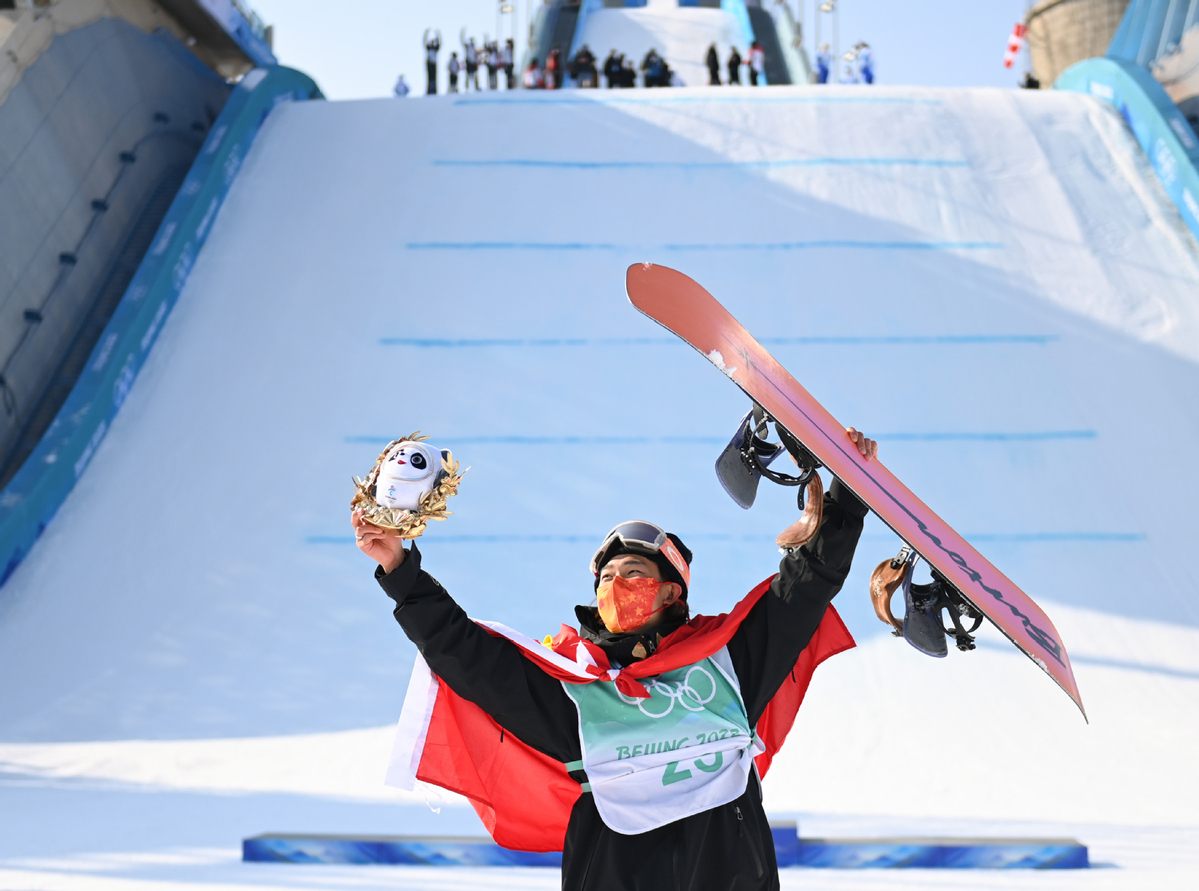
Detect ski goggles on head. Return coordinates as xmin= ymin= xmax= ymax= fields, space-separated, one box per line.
xmin=590 ymin=520 xmax=691 ymax=591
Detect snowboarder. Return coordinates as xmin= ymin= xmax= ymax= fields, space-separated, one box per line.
xmin=462 ymin=33 xmax=480 ymax=91
xmin=727 ymin=46 xmax=742 ymax=85
xmin=503 ymin=38 xmax=516 ymax=89
xmin=447 ymin=51 xmax=460 ymax=93
xmin=815 ymin=43 xmax=832 ymax=84
xmin=706 ymin=42 xmax=720 ymax=85
xmin=423 ymin=29 xmax=440 ymax=95
xmin=392 ymin=74 xmax=409 ymax=98
xmin=354 ymin=429 xmax=879 ymax=890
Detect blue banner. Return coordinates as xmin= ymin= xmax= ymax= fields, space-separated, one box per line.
xmin=1057 ymin=57 xmax=1199 ymax=243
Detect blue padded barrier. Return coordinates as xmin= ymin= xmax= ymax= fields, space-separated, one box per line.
xmin=797 ymin=837 xmax=1089 ymax=869
xmin=241 ymin=827 xmax=1086 ymax=869
xmin=1056 ymin=57 xmax=1199 ymax=244
xmin=0 ymin=65 xmax=322 ymax=589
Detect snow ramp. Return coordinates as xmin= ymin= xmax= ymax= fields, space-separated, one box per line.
xmin=2 ymin=85 xmax=1198 ymax=857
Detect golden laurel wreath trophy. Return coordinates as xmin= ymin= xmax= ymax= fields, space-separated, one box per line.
xmin=351 ymin=432 xmax=464 ymax=539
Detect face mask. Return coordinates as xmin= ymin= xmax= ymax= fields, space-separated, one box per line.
xmin=596 ymin=575 xmax=668 ymax=634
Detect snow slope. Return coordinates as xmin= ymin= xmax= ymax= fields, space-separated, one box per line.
xmin=2 ymin=84 xmax=1199 ymax=887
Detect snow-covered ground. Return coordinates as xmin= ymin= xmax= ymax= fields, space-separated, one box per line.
xmin=2 ymin=84 xmax=1199 ymax=888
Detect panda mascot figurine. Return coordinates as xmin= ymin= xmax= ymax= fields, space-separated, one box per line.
xmin=351 ymin=432 xmax=463 ymax=538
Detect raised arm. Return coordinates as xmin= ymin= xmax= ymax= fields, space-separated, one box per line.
xmin=356 ymin=512 xmax=580 ymax=763
xmin=726 ymin=429 xmax=875 ymax=725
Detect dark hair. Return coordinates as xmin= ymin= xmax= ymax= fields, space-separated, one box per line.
xmin=662 ymin=597 xmax=689 ymax=623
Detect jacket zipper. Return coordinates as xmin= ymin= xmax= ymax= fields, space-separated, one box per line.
xmin=735 ymin=805 xmax=765 ymax=878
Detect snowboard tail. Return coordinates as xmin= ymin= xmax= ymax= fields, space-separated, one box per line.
xmin=625 ymin=262 xmax=1083 ymax=718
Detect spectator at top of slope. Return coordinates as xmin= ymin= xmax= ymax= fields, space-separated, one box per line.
xmin=392 ymin=74 xmax=409 ymax=97
xmin=447 ymin=51 xmax=461 ymax=93
xmin=857 ymin=42 xmax=874 ymax=84
xmin=546 ymin=47 xmax=564 ymax=90
xmin=462 ymin=32 xmax=480 ymax=91
xmin=604 ymin=49 xmax=622 ymax=89
xmin=423 ymin=29 xmax=440 ymax=95
xmin=642 ymin=48 xmax=670 ymax=88
xmin=619 ymin=56 xmax=637 ymax=88
xmin=727 ymin=46 xmax=742 ymax=85
xmin=523 ymin=57 xmax=545 ymax=89
xmin=503 ymin=38 xmax=516 ymax=90
xmin=572 ymin=44 xmax=599 ymax=88
xmin=815 ymin=43 xmax=831 ymax=84
xmin=747 ymin=41 xmax=765 ymax=86
xmin=485 ymin=40 xmax=501 ymax=90
xmin=706 ymin=43 xmax=720 ymax=85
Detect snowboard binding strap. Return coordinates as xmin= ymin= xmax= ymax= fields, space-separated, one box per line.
xmin=715 ymin=403 xmax=827 ymax=552
xmin=715 ymin=403 xmax=823 ymax=511
xmin=871 ymin=545 xmax=985 ymax=657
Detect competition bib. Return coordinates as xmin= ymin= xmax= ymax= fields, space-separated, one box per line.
xmin=561 ymin=646 xmax=763 ymax=834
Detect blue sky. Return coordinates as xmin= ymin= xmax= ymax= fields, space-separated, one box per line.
xmin=252 ymin=1 xmax=1035 ymax=99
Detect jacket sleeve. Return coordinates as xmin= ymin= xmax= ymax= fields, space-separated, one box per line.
xmin=378 ymin=544 xmax=581 ymax=763
xmin=726 ymin=477 xmax=868 ymax=726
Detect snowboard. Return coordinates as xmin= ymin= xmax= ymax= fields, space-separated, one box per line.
xmin=625 ymin=262 xmax=1084 ymax=718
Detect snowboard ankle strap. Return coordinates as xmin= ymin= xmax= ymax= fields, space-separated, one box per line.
xmin=742 ymin=404 xmax=823 ymax=509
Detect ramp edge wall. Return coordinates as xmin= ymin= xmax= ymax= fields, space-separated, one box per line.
xmin=1056 ymin=56 xmax=1199 ymax=243
xmin=0 ymin=64 xmax=322 ymax=591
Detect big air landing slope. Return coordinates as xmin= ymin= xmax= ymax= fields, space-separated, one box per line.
xmin=1 ymin=85 xmax=1198 ymax=888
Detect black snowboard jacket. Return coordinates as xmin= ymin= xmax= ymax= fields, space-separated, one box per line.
xmin=376 ymin=480 xmax=867 ymax=891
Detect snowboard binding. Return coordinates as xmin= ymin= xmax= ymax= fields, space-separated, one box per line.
xmin=716 ymin=403 xmax=823 ymax=510
xmin=716 ymin=403 xmax=826 ymax=552
xmin=870 ymin=546 xmax=985 ymax=657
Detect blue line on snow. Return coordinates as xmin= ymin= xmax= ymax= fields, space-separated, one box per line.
xmin=345 ymin=432 xmax=1095 ymax=446
xmin=453 ymin=96 xmax=943 ymax=106
xmin=345 ymin=435 xmax=724 ymax=445
xmin=378 ymin=336 xmax=671 ymax=347
xmin=966 ymin=531 xmax=1145 ymax=542
xmin=879 ymin=431 xmax=1096 ymax=442
xmin=434 ymin=158 xmax=970 ymax=169
xmin=310 ymin=531 xmax=1142 ymax=545
xmin=378 ymin=335 xmax=1059 ymax=347
xmin=405 ymin=241 xmax=1005 ymax=251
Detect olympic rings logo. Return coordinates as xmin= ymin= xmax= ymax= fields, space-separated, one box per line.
xmin=617 ymin=665 xmax=718 ymax=719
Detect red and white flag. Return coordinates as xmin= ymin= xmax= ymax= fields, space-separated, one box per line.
xmin=385 ymin=578 xmax=855 ymax=853
xmin=1004 ymin=23 xmax=1027 ymax=69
